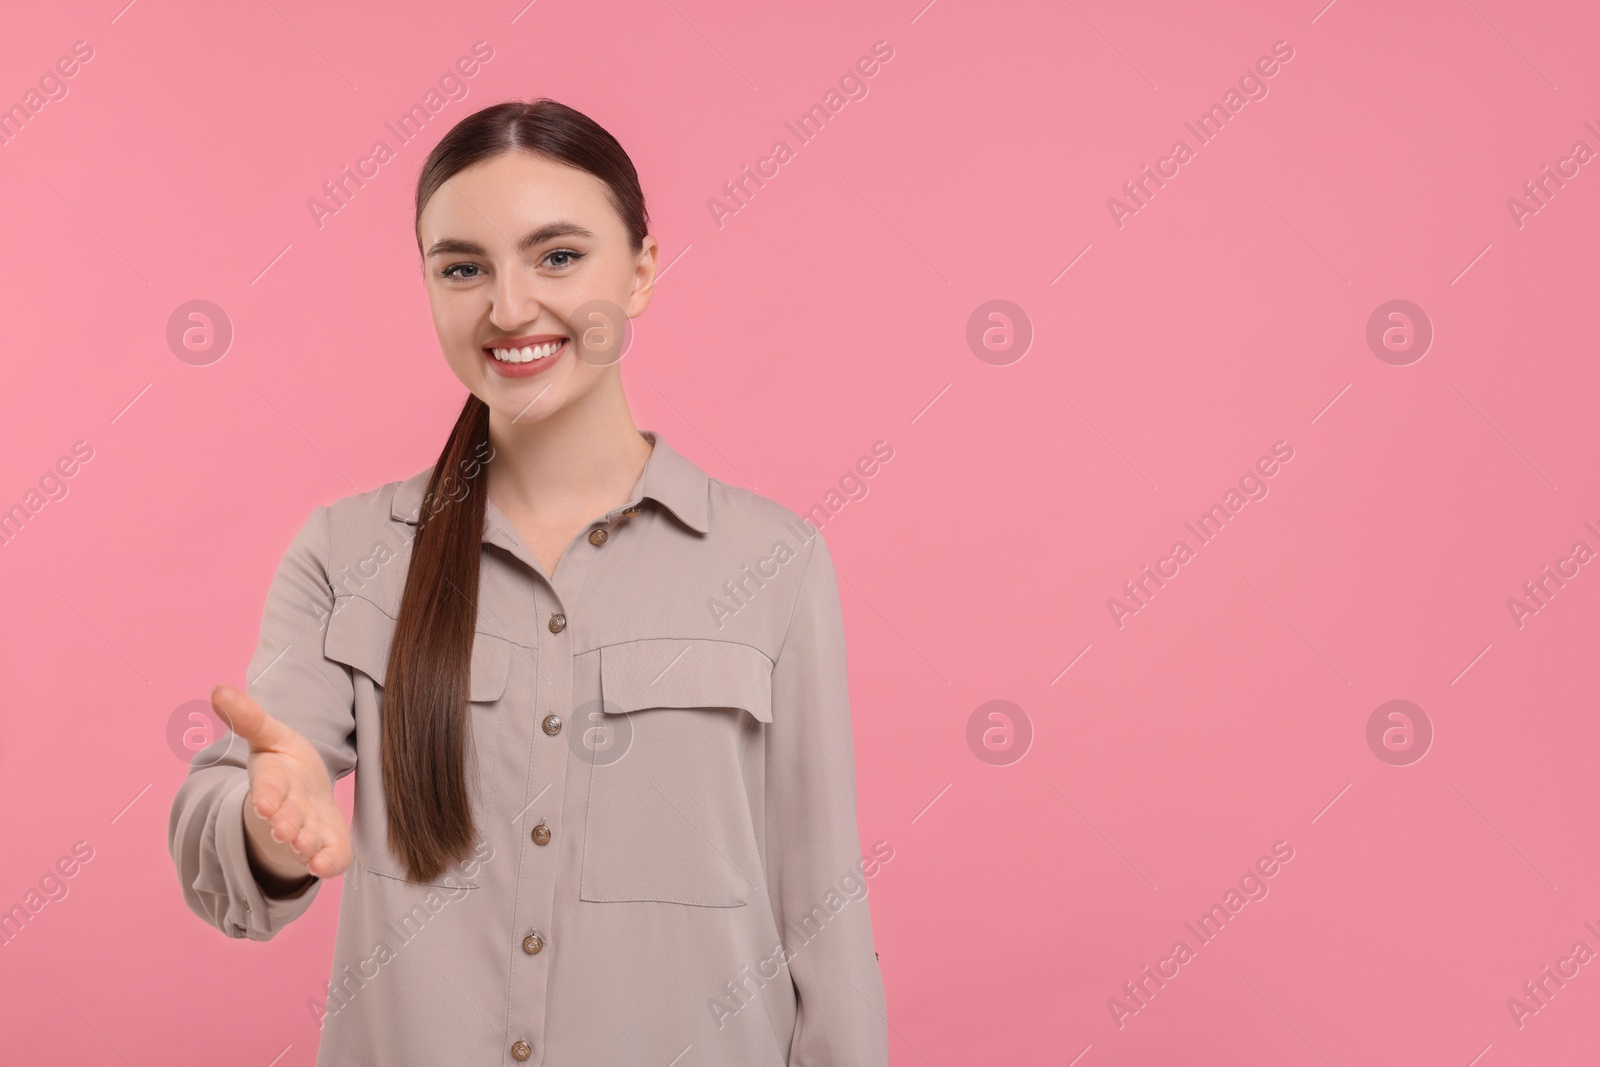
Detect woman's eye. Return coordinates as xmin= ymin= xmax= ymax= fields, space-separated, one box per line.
xmin=439 ymin=251 xmax=582 ymax=280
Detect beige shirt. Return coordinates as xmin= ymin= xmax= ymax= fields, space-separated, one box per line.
xmin=167 ymin=429 xmax=889 ymax=1066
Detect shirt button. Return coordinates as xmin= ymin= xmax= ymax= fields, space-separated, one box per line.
xmin=522 ymin=931 xmax=544 ymax=954
xmin=588 ymin=528 xmax=608 ymax=545
xmin=622 ymin=506 xmax=642 ymax=518
xmin=542 ymin=714 xmax=563 ymax=736
xmin=532 ymin=821 xmax=552 ymax=845
xmin=511 ymin=1040 xmax=532 ymax=1061
xmin=548 ymin=613 xmax=566 ymax=633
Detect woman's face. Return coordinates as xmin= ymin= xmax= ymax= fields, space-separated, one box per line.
xmin=418 ymin=150 xmax=657 ymax=426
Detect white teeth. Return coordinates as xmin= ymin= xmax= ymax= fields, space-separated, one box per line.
xmin=489 ymin=340 xmax=563 ymax=363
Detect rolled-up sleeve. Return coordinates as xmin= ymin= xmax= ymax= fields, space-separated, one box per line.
xmin=763 ymin=531 xmax=889 ymax=1066
xmin=167 ymin=503 xmax=358 ymax=941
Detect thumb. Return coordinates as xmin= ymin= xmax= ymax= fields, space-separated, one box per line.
xmin=210 ymin=683 xmax=295 ymax=752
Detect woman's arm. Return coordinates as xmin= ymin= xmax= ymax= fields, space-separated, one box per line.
xmin=167 ymin=504 xmax=357 ymax=940
xmin=763 ymin=531 xmax=890 ymax=1066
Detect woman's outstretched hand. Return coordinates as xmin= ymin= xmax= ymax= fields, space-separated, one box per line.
xmin=211 ymin=683 xmax=352 ymax=888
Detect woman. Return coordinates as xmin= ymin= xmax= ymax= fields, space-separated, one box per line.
xmin=168 ymin=98 xmax=889 ymax=1066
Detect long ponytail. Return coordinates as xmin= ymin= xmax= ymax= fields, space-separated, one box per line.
xmin=381 ymin=396 xmax=490 ymax=882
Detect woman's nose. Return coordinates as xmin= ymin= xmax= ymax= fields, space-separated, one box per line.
xmin=489 ymin=259 xmax=542 ymax=329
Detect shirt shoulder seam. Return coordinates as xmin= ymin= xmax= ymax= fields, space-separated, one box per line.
xmin=772 ymin=532 xmax=822 ymax=666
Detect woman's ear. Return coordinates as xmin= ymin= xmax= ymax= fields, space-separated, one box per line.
xmin=627 ymin=236 xmax=660 ymax=317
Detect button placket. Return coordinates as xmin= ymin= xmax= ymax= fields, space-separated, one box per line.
xmin=506 ymin=533 xmax=595 ymax=1065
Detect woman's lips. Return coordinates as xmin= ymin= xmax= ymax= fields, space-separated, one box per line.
xmin=483 ymin=337 xmax=567 ymax=378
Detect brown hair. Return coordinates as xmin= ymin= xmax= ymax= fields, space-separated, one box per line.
xmin=383 ymin=98 xmax=649 ymax=882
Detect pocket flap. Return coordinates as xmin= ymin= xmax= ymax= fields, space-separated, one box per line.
xmin=599 ymin=639 xmax=773 ymax=723
xmin=325 ymin=594 xmax=511 ymax=703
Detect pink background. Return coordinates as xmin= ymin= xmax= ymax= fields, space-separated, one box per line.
xmin=2 ymin=0 xmax=1597 ymax=1063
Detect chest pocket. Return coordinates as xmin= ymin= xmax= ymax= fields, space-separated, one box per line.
xmin=324 ymin=594 xmax=513 ymax=703
xmin=579 ymin=638 xmax=772 ymax=907
xmin=323 ymin=593 xmax=513 ymax=885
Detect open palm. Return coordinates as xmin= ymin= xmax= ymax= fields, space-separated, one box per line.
xmin=211 ymin=683 xmax=352 ymax=882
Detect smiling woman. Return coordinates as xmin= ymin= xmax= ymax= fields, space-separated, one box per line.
xmin=170 ymin=98 xmax=889 ymax=1067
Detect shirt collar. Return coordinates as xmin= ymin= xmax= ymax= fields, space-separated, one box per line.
xmin=389 ymin=428 xmax=710 ymax=535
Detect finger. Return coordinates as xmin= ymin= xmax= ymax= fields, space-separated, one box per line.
xmin=289 ymin=816 xmax=341 ymax=877
xmin=247 ymin=770 xmax=307 ymax=848
xmin=302 ymin=809 xmax=352 ymax=879
xmin=288 ymin=821 xmax=322 ymax=861
xmin=211 ymin=684 xmax=296 ymax=752
xmin=247 ymin=761 xmax=292 ymax=822
xmin=265 ymin=801 xmax=308 ymax=851
xmin=307 ymin=838 xmax=353 ymax=880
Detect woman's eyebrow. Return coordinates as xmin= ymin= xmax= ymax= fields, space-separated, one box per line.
xmin=426 ymin=221 xmax=599 ymax=258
